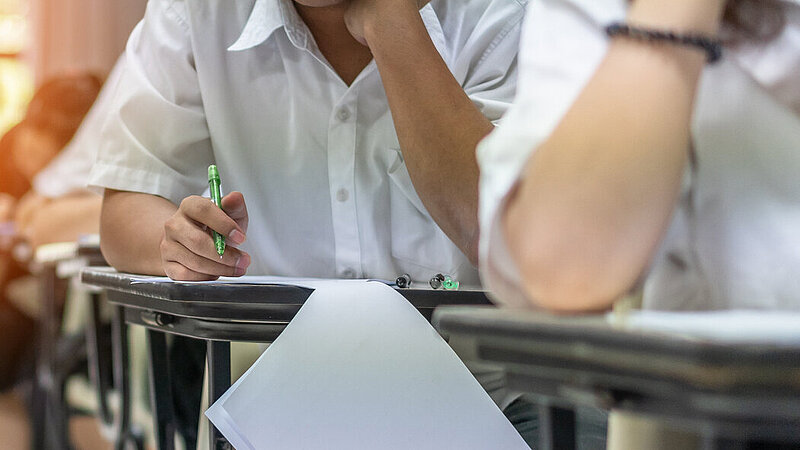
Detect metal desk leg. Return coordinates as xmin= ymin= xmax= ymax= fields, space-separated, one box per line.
xmin=86 ymin=292 xmax=113 ymax=427
xmin=32 ymin=264 xmax=70 ymax=450
xmin=207 ymin=341 xmax=232 ymax=450
xmin=147 ymin=329 xmax=176 ymax=450
xmin=538 ymin=404 xmax=576 ymax=450
xmin=111 ymin=305 xmax=144 ymax=450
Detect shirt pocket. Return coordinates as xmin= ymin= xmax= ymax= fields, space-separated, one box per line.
xmin=386 ymin=148 xmax=462 ymax=281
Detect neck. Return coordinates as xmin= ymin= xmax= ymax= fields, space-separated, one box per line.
xmin=293 ymin=2 xmax=373 ymax=86
xmin=293 ymin=2 xmax=348 ymax=30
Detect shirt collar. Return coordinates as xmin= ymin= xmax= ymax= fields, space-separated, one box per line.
xmin=228 ymin=0 xmax=306 ymax=51
xmin=229 ymin=0 xmax=448 ymax=60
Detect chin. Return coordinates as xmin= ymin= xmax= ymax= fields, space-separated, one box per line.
xmin=293 ymin=0 xmax=346 ymax=6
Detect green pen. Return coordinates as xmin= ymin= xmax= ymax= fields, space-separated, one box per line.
xmin=208 ymin=164 xmax=225 ymax=257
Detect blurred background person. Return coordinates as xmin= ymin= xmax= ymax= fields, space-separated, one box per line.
xmin=0 ymin=0 xmax=147 ymax=446
xmin=478 ymin=0 xmax=798 ymax=447
xmin=0 ymin=72 xmax=101 ymax=392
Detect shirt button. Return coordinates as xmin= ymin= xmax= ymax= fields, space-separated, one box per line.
xmin=336 ymin=108 xmax=351 ymax=122
xmin=342 ymin=268 xmax=357 ymax=278
xmin=336 ymin=188 xmax=349 ymax=202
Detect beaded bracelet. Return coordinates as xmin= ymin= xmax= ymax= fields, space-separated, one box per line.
xmin=605 ymin=22 xmax=723 ymax=64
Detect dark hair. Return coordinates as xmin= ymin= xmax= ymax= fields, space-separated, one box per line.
xmin=722 ymin=0 xmax=788 ymax=44
xmin=0 ymin=73 xmax=102 ymax=197
xmin=23 ymin=73 xmax=102 ymax=149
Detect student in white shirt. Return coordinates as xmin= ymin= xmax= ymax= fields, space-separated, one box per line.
xmin=478 ymin=0 xmax=800 ymax=313
xmin=91 ymin=0 xmax=525 ymax=289
xmin=90 ymin=1 xmax=529 ymax=447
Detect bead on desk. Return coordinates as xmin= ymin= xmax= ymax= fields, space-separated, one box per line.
xmin=430 ymin=274 xmax=459 ymax=291
xmin=395 ymin=274 xmax=412 ymax=289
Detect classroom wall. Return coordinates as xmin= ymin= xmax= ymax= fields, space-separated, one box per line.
xmin=27 ymin=0 xmax=145 ymax=83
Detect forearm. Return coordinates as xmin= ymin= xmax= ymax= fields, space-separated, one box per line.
xmin=506 ymin=0 xmax=726 ymax=310
xmin=100 ymin=189 xmax=177 ymax=275
xmin=365 ymin=7 xmax=492 ymax=264
xmin=27 ymin=194 xmax=102 ymax=248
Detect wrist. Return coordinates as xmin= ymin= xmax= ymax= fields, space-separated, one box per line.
xmin=362 ymin=0 xmax=424 ymax=47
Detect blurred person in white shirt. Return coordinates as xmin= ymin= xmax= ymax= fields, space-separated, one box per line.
xmin=479 ymin=0 xmax=800 ymax=312
xmin=479 ymin=1 xmax=799 ymax=447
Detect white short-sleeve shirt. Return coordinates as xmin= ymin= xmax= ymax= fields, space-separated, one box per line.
xmin=89 ymin=0 xmax=526 ymax=284
xmin=478 ymin=0 xmax=800 ymax=310
xmin=33 ymin=56 xmax=126 ymax=198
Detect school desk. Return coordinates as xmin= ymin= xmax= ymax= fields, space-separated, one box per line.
xmin=80 ymin=269 xmax=491 ymax=450
xmin=433 ymin=306 xmax=800 ymax=450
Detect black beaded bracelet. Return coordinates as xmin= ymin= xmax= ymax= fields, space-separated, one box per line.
xmin=605 ymin=22 xmax=723 ymax=64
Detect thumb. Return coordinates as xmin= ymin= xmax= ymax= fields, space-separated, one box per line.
xmin=221 ymin=191 xmax=249 ymax=233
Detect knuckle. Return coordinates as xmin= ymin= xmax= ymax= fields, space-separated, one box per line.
xmin=159 ymin=238 xmax=170 ymax=255
xmin=188 ymin=229 xmax=209 ymax=249
xmin=182 ymin=196 xmax=204 ymax=214
xmin=179 ymin=196 xmax=193 ymax=210
xmin=197 ymin=198 xmax=213 ymax=214
xmin=175 ymin=266 xmax=193 ymax=281
xmin=165 ymin=264 xmax=183 ymax=280
xmin=163 ymin=219 xmax=177 ymax=236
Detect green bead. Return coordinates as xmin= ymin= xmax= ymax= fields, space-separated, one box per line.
xmin=442 ymin=276 xmax=459 ymax=290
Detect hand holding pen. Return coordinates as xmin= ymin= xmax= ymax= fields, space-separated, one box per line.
xmin=158 ymin=165 xmax=251 ymax=281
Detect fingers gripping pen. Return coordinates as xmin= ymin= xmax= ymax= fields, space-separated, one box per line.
xmin=208 ymin=165 xmax=226 ymax=256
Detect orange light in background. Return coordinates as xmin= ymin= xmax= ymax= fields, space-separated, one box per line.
xmin=0 ymin=13 xmax=25 ymax=54
xmin=0 ymin=58 xmax=32 ymax=133
xmin=0 ymin=0 xmax=32 ymax=135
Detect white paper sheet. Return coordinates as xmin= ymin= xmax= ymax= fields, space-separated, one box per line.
xmin=206 ymin=280 xmax=528 ymax=449
xmin=612 ymin=310 xmax=800 ymax=346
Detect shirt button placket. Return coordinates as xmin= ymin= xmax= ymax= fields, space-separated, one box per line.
xmin=328 ymin=96 xmax=362 ymax=278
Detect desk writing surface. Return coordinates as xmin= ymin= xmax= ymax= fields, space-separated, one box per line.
xmin=80 ymin=268 xmax=490 ymax=322
xmin=34 ymin=241 xmax=79 ymax=265
xmin=434 ymin=307 xmax=800 ymax=394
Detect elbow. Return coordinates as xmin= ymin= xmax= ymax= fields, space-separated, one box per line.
xmin=518 ymin=266 xmax=620 ymax=313
xmin=99 ymin=219 xmax=163 ymax=276
xmin=509 ymin=237 xmax=628 ymax=313
xmin=98 ymin=193 xmax=165 ymax=276
xmin=98 ymin=213 xmax=128 ymax=272
xmin=503 ymin=199 xmax=631 ymax=313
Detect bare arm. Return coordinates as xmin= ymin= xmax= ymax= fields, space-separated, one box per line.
xmin=504 ymin=0 xmax=727 ymax=312
xmin=346 ymin=1 xmax=494 ymax=265
xmin=101 ymin=189 xmax=176 ymax=275
xmin=101 ymin=189 xmax=251 ymax=280
xmin=16 ymin=192 xmax=102 ymax=248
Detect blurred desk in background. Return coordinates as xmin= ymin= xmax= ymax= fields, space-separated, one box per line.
xmin=433 ymin=307 xmax=800 ymax=450
xmin=30 ymin=237 xmax=142 ymax=450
